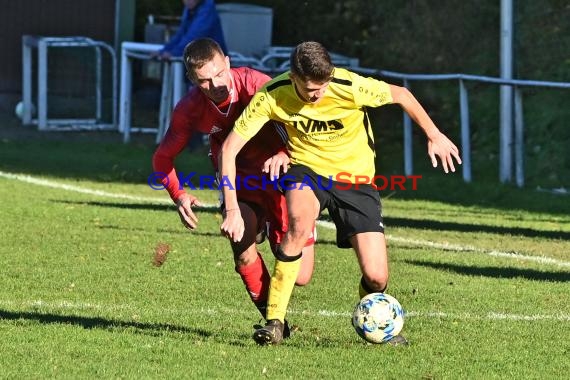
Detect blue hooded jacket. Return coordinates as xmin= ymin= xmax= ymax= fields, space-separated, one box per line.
xmin=161 ymin=0 xmax=228 ymax=56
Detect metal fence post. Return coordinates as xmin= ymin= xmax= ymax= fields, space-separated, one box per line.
xmin=514 ymin=87 xmax=525 ymax=188
xmin=459 ymin=79 xmax=472 ymax=182
xmin=22 ymin=36 xmax=33 ymax=125
xmin=403 ymin=79 xmax=413 ymax=176
xmin=120 ymin=42 xmax=132 ymax=142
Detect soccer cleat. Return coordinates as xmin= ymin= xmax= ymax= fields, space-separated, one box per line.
xmin=254 ymin=319 xmax=294 ymax=340
xmin=252 ymin=319 xmax=284 ymax=345
xmin=386 ymin=334 xmax=409 ymax=346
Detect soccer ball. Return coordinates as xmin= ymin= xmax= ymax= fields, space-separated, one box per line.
xmin=14 ymin=101 xmax=36 ymax=120
xmin=352 ymin=292 xmax=405 ymax=344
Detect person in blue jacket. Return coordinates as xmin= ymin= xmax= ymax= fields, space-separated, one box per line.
xmin=155 ymin=0 xmax=228 ymax=59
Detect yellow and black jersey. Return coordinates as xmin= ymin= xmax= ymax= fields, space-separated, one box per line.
xmin=233 ymin=67 xmax=393 ymax=181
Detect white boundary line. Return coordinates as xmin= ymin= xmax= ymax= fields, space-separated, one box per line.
xmin=316 ymin=219 xmax=570 ymax=269
xmin=2 ymin=170 xmax=570 ymax=269
xmin=0 ymin=170 xmax=172 ymax=204
xmin=1 ymin=300 xmax=568 ymax=322
xmin=388 ymin=235 xmax=570 ymax=267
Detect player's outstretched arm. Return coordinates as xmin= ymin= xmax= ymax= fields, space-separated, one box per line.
xmin=219 ymin=130 xmax=248 ymax=242
xmin=389 ymin=84 xmax=462 ymax=173
xmin=176 ymin=193 xmax=202 ymax=230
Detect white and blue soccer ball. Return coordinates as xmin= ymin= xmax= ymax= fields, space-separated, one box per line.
xmin=352 ymin=292 xmax=405 ymax=344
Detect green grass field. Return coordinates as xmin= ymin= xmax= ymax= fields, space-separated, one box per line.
xmin=0 ymin=129 xmax=569 ymax=379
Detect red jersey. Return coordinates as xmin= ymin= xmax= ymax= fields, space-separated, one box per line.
xmin=153 ymin=67 xmax=287 ymax=202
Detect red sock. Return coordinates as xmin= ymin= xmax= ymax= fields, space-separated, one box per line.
xmin=236 ymin=252 xmax=270 ymax=318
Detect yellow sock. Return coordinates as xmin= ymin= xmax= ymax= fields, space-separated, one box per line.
xmin=266 ymin=258 xmax=301 ymax=323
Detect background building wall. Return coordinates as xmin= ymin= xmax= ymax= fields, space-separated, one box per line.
xmin=0 ymin=0 xmax=134 ymax=93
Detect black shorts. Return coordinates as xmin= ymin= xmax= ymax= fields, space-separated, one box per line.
xmin=281 ymin=164 xmax=384 ymax=248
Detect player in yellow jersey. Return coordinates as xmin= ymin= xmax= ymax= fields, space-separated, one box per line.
xmin=220 ymin=41 xmax=462 ymax=345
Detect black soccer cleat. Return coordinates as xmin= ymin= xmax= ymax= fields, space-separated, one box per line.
xmin=252 ymin=319 xmax=284 ymax=345
xmin=254 ymin=319 xmax=294 ymax=340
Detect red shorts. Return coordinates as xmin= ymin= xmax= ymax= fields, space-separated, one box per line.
xmin=234 ymin=181 xmax=315 ymax=248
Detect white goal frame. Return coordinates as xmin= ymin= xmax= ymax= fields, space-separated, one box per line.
xmin=21 ymin=35 xmax=117 ymax=131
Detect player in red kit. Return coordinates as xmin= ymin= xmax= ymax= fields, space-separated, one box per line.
xmin=152 ymin=38 xmax=315 ymax=335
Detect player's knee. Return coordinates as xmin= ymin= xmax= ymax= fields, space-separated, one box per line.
xmin=288 ymin=216 xmax=313 ymax=242
xmin=234 ymin=248 xmax=258 ymax=268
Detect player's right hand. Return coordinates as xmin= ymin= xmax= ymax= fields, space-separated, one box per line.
xmin=262 ymin=150 xmax=290 ymax=180
xmin=176 ymin=193 xmax=201 ymax=230
xmin=220 ymin=209 xmax=244 ymax=242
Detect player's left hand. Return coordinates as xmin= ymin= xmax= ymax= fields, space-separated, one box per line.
xmin=262 ymin=151 xmax=290 ymax=180
xmin=220 ymin=209 xmax=244 ymax=242
xmin=427 ymin=131 xmax=462 ymax=173
xmin=176 ymin=193 xmax=202 ymax=230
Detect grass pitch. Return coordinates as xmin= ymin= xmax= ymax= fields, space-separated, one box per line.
xmin=0 ymin=133 xmax=568 ymax=379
